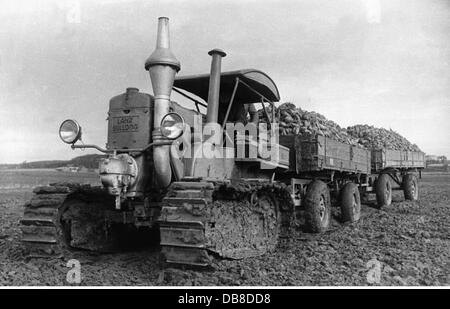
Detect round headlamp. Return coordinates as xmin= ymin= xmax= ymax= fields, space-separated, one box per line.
xmin=59 ymin=119 xmax=82 ymax=144
xmin=160 ymin=113 xmax=184 ymax=140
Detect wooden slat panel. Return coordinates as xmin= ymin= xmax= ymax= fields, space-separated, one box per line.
xmin=371 ymin=149 xmax=425 ymax=170
xmin=294 ymin=134 xmax=370 ymax=174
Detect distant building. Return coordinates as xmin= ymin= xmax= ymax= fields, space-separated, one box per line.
xmin=425 ymin=155 xmax=439 ymax=161
xmin=55 ymin=166 xmax=80 ymax=172
xmin=425 ymin=155 xmax=448 ymax=172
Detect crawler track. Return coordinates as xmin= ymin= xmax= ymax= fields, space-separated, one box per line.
xmin=158 ymin=180 xmax=294 ymax=266
xmin=20 ymin=183 xmax=116 ymax=257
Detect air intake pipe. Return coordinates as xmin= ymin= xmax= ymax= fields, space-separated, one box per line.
xmin=206 ymin=49 xmax=226 ymax=123
xmin=145 ymin=17 xmax=180 ymax=189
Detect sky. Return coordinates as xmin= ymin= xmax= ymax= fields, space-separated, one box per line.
xmin=0 ymin=0 xmax=449 ymax=163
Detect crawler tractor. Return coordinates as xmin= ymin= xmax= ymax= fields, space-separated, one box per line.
xmin=20 ymin=17 xmax=424 ymax=267
xmin=20 ymin=17 xmax=295 ymax=266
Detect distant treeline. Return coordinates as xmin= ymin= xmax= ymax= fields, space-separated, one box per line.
xmin=67 ymin=154 xmax=106 ymax=169
xmin=1 ymin=154 xmax=106 ymax=169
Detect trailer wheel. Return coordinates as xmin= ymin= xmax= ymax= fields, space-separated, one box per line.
xmin=403 ymin=174 xmax=419 ymax=201
xmin=375 ymin=173 xmax=392 ymax=208
xmin=340 ymin=182 xmax=361 ymax=222
xmin=305 ymin=180 xmax=331 ymax=233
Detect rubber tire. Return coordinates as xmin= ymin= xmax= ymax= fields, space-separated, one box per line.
xmin=403 ymin=174 xmax=419 ymax=201
xmin=375 ymin=173 xmax=392 ymax=208
xmin=340 ymin=182 xmax=361 ymax=222
xmin=305 ymin=180 xmax=331 ymax=233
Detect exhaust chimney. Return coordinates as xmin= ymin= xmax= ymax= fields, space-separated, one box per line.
xmin=206 ymin=49 xmax=226 ymax=123
xmin=145 ymin=17 xmax=180 ymax=188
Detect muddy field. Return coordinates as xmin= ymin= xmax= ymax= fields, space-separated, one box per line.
xmin=0 ymin=169 xmax=448 ymax=286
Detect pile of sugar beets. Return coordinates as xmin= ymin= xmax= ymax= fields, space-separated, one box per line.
xmin=258 ymin=102 xmax=421 ymax=152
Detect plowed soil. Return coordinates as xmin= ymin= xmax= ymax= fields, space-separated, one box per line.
xmin=0 ymin=169 xmax=448 ymax=286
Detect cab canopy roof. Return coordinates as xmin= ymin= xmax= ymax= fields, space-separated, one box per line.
xmin=173 ymin=69 xmax=280 ymax=105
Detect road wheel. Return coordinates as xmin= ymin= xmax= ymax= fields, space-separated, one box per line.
xmin=340 ymin=182 xmax=361 ymax=222
xmin=375 ymin=173 xmax=392 ymax=208
xmin=403 ymin=174 xmax=419 ymax=201
xmin=305 ymin=180 xmax=331 ymax=233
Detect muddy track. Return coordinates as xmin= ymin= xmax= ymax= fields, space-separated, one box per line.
xmin=20 ymin=183 xmax=118 ymax=257
xmin=159 ymin=180 xmax=294 ymax=266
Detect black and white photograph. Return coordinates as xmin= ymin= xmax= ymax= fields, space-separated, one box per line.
xmin=0 ymin=0 xmax=449 ymax=293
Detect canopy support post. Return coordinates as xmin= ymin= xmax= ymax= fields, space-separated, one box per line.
xmin=222 ymin=77 xmax=240 ymax=127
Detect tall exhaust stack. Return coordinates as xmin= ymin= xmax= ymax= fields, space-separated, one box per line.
xmin=206 ymin=49 xmax=226 ymax=123
xmin=145 ymin=17 xmax=180 ymax=188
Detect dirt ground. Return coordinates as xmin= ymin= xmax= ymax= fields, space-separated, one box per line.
xmin=0 ymin=169 xmax=448 ymax=286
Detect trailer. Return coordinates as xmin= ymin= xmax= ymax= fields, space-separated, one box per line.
xmin=362 ymin=148 xmax=425 ymax=208
xmin=278 ymin=134 xmax=371 ymax=232
xmin=277 ymin=133 xmax=425 ymax=233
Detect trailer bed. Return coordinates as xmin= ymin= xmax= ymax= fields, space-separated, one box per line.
xmin=280 ymin=134 xmax=371 ymax=174
xmin=371 ymin=149 xmax=425 ymax=171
